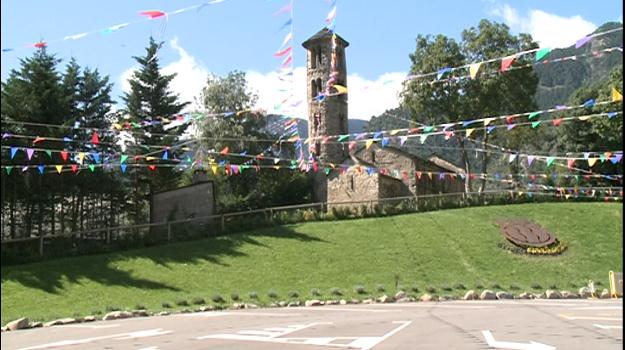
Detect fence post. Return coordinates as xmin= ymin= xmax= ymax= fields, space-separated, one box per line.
xmin=106 ymin=227 xmax=111 ymax=245
xmin=221 ymin=215 xmax=225 ymax=232
xmin=320 ymin=202 xmax=325 ymax=213
xmin=39 ymin=235 xmax=44 ymax=257
xmin=269 ymin=209 xmax=273 ymax=223
xmin=167 ymin=223 xmax=172 ymax=242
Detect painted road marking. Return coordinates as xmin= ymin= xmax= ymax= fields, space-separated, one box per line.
xmin=15 ymin=329 xmax=172 ymax=350
xmin=574 ymin=306 xmax=623 ymax=310
xmin=593 ymin=324 xmax=623 ymax=330
xmin=559 ymin=314 xmax=622 ymax=321
xmin=177 ymin=311 xmax=301 ymax=317
xmin=371 ymin=303 xmax=495 ymax=309
xmin=482 ymin=330 xmax=555 ymax=350
xmin=197 ymin=321 xmax=412 ymax=350
xmin=58 ymin=324 xmax=120 ymax=329
xmin=290 ymin=307 xmax=395 ymax=313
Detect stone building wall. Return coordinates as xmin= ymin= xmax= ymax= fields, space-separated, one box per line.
xmin=327 ymin=168 xmax=379 ymax=205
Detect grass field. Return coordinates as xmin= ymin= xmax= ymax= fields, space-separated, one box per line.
xmin=1 ymin=202 xmax=622 ymax=325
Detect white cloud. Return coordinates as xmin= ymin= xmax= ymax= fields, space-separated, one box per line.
xmin=247 ymin=68 xmax=404 ymax=121
xmin=488 ymin=3 xmax=597 ymax=48
xmin=119 ymin=37 xmax=209 ymax=110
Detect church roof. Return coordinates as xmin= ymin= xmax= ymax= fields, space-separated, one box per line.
xmin=302 ymin=28 xmax=349 ymax=49
xmin=352 ymin=144 xmax=465 ymax=174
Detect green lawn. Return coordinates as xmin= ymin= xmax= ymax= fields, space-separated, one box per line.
xmin=1 ymin=202 xmax=622 ymax=325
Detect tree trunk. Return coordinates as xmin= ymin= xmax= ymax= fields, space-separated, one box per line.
xmin=459 ymin=136 xmax=472 ymax=199
xmin=477 ymin=133 xmax=489 ymax=204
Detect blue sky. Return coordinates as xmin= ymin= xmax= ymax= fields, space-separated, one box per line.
xmin=1 ymin=0 xmax=622 ymax=119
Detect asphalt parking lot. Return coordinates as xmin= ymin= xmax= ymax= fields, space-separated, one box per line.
xmin=2 ymin=299 xmax=622 ymax=350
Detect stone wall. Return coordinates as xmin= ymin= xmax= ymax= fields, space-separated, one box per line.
xmin=150 ymin=181 xmax=215 ymax=224
xmin=327 ymin=168 xmax=379 ymax=205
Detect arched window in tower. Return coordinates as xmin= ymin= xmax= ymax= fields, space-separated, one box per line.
xmin=310 ymin=48 xmax=317 ymax=69
xmin=316 ymin=78 xmax=323 ymax=95
xmin=311 ymin=80 xmax=318 ymax=99
xmin=316 ymin=48 xmax=323 ymax=67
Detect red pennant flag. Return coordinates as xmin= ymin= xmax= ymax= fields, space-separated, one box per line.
xmin=552 ymin=118 xmax=562 ymax=126
xmin=33 ymin=136 xmax=46 ymax=144
xmin=402 ymin=171 xmax=409 ymax=180
xmin=71 ymin=164 xmax=78 ymax=173
xmin=313 ymin=161 xmax=319 ymax=172
xmin=274 ymin=46 xmax=292 ymax=57
xmin=34 ymin=41 xmax=47 ymax=48
xmin=220 ymin=147 xmax=229 ymax=155
xmin=139 ymin=10 xmax=166 ymax=19
xmin=567 ymin=159 xmax=575 ymax=168
xmin=148 ymin=165 xmax=156 ymax=171
xmin=60 ymin=151 xmax=69 ymax=162
xmin=505 ymin=116 xmax=515 ymax=124
xmin=416 ymin=171 xmax=422 ymax=180
xmin=91 ymin=131 xmax=99 ymax=145
xmin=500 ymin=55 xmax=516 ymax=72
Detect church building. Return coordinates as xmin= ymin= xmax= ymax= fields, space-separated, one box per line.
xmin=302 ymin=29 xmax=465 ymax=206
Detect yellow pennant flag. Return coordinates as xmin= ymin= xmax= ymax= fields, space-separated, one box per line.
xmin=146 ymin=156 xmax=156 ymax=161
xmin=483 ymin=117 xmax=495 ymax=126
xmin=211 ymin=165 xmax=218 ymax=175
xmin=273 ymin=166 xmax=280 ymax=170
xmin=390 ymin=129 xmax=401 ymax=136
xmin=465 ymin=128 xmax=475 ymax=137
xmin=366 ymin=139 xmax=374 ymax=150
xmin=469 ymin=62 xmax=482 ymax=79
xmin=113 ymin=123 xmax=122 ymax=130
xmin=612 ymin=87 xmax=623 ymax=102
xmin=588 ymin=158 xmax=598 ymax=167
xmin=427 ymin=172 xmax=433 ymax=180
xmin=78 ymin=152 xmax=85 ymax=164
xmin=55 ymin=165 xmax=63 ymax=174
xmin=332 ymin=85 xmax=348 ymax=95
xmin=578 ymin=116 xmax=591 ymax=121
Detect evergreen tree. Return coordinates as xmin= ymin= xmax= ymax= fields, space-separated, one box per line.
xmin=122 ymin=37 xmax=189 ymax=222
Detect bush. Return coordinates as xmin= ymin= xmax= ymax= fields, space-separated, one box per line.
xmin=134 ymin=304 xmax=147 ymax=310
xmin=301 ymin=209 xmax=318 ymax=222
xmin=191 ymin=297 xmax=205 ymax=305
xmin=549 ymin=284 xmax=558 ymax=290
xmin=175 ymin=299 xmax=189 ymax=306
xmin=426 ymin=286 xmax=437 ymax=293
xmin=441 ymin=285 xmax=453 ymax=292
xmin=491 ymin=283 xmax=502 ymax=290
xmin=509 ymin=284 xmax=521 ymax=290
xmin=105 ymin=305 xmax=121 ymax=312
xmin=267 ymin=290 xmax=279 ymax=299
xmin=354 ymin=285 xmax=367 ymax=294
xmin=330 ymin=287 xmax=342 ymax=296
xmin=475 ymin=283 xmax=484 ymax=289
xmin=376 ymin=284 xmax=386 ymax=293
xmin=396 ymin=285 xmax=406 ymax=292
xmin=531 ymin=283 xmax=542 ymax=290
xmin=453 ymin=283 xmax=466 ymax=290
xmin=311 ymin=288 xmax=321 ymax=297
xmin=161 ymin=302 xmax=172 ymax=308
xmin=248 ymin=291 xmax=258 ymax=300
xmin=288 ymin=291 xmax=299 ymax=299
xmin=230 ymin=293 xmax=240 ymax=301
xmin=410 ymin=286 xmax=420 ymax=293
xmin=211 ymin=295 xmax=225 ymax=303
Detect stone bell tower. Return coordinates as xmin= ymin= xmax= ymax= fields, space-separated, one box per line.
xmin=302 ymin=28 xmax=349 ymax=203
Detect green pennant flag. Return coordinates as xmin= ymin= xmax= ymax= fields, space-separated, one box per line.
xmin=337 ymin=134 xmax=349 ymax=142
xmin=423 ymin=126 xmax=434 ymax=133
xmin=5 ymin=166 xmax=13 ymax=175
xmin=325 ymin=168 xmax=331 ymax=175
xmin=45 ymin=150 xmax=52 ymax=158
xmin=546 ymin=157 xmax=555 ymax=167
xmin=88 ymin=164 xmax=95 ymax=172
xmin=131 ymin=122 xmax=141 ymax=128
xmin=528 ymin=112 xmax=541 ymax=120
xmin=535 ymin=47 xmax=551 ymax=61
xmin=120 ymin=154 xmax=128 ymax=163
xmin=531 ymin=121 xmax=540 ymax=128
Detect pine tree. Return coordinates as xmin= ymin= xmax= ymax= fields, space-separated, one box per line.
xmin=122 ymin=37 xmax=189 ymax=223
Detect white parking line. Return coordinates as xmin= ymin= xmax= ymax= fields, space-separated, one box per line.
xmin=593 ymin=324 xmax=623 ymax=330
xmin=15 ymin=329 xmax=172 ymax=350
xmin=58 ymin=324 xmax=120 ymax=329
xmin=559 ymin=314 xmax=622 ymax=321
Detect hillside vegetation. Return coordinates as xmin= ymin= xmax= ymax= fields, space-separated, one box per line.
xmin=1 ymin=202 xmax=622 ymax=324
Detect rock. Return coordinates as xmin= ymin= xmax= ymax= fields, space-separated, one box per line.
xmin=480 ymin=290 xmax=497 ymax=300
xmin=561 ymin=291 xmax=578 ymax=299
xmin=362 ymin=298 xmax=375 ymax=304
xmin=463 ymin=290 xmax=479 ymax=300
xmin=496 ymin=291 xmax=513 ymax=300
xmin=517 ymin=292 xmax=532 ymax=299
xmin=600 ymin=289 xmax=611 ymax=299
xmin=6 ymin=317 xmax=30 ymax=331
xmin=420 ymin=294 xmax=437 ymax=302
xmin=103 ymin=311 xmax=133 ymax=321
xmin=287 ymin=301 xmax=300 ymax=307
xmin=533 ymin=293 xmax=545 ymax=299
xmin=339 ymin=299 xmax=347 ymax=305
xmin=44 ymin=318 xmax=78 ymax=327
xmin=325 ymin=300 xmax=339 ymax=305
xmin=156 ymin=311 xmax=170 ymax=316
xmin=231 ymin=303 xmax=244 ymax=310
xmin=179 ymin=309 xmax=192 ymax=313
xmin=29 ymin=322 xmax=43 ymax=328
xmin=1 ymin=326 xmax=7 ymax=332
xmin=244 ymin=303 xmax=258 ymax=309
xmin=578 ymin=287 xmax=592 ymax=298
xmin=394 ymin=291 xmax=407 ymax=300
xmin=132 ymin=310 xmax=149 ymax=317
xmin=305 ymin=300 xmax=322 ymax=307
xmin=198 ymin=305 xmax=215 ymax=312
xmin=377 ymin=295 xmax=393 ymax=303
xmin=546 ymin=290 xmax=562 ymax=299
xmin=82 ymin=316 xmax=96 ymax=322
xmin=278 ymin=301 xmax=287 ymax=307
xmin=350 ymin=299 xmax=361 ymax=304
xmin=269 ymin=302 xmax=278 ymax=308
xmin=396 ymin=297 xmax=414 ymax=303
